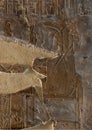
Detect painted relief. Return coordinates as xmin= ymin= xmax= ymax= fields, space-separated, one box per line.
xmin=0 ymin=0 xmax=91 ymax=130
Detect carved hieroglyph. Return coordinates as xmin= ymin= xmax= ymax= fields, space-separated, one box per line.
xmin=0 ymin=37 xmax=56 ymax=129
xmin=0 ymin=36 xmax=58 ymax=98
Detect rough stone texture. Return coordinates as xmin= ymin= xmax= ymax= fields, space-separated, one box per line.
xmin=0 ymin=0 xmax=92 ymax=130
xmin=74 ymin=15 xmax=92 ymax=130
xmin=33 ymin=53 xmax=82 ymax=130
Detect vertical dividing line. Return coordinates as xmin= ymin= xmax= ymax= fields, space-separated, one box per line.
xmin=9 ymin=94 xmax=11 ymax=130
xmin=56 ymin=0 xmax=59 ymax=16
xmin=68 ymin=0 xmax=71 ymax=8
xmin=79 ymin=81 xmax=83 ymax=130
xmin=46 ymin=58 xmax=48 ymax=92
xmin=22 ymin=0 xmax=24 ymax=16
xmin=32 ymin=88 xmax=35 ymax=122
xmin=24 ymin=94 xmax=27 ymax=128
xmin=6 ymin=0 xmax=8 ymax=14
xmin=64 ymin=0 xmax=66 ymax=9
xmin=75 ymin=76 xmax=80 ymax=129
xmin=5 ymin=0 xmax=7 ymax=14
xmin=12 ymin=0 xmax=14 ymax=14
xmin=75 ymin=83 xmax=77 ymax=129
xmin=11 ymin=0 xmax=13 ymax=15
xmin=74 ymin=0 xmax=77 ymax=16
xmin=78 ymin=85 xmax=81 ymax=130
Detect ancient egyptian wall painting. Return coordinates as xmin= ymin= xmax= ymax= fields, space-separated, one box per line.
xmin=0 ymin=0 xmax=91 ymax=130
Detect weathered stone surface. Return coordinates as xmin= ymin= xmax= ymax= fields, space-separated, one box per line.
xmin=0 ymin=0 xmax=92 ymax=130
xmin=74 ymin=16 xmax=92 ymax=130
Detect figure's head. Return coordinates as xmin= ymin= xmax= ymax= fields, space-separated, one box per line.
xmin=7 ymin=22 xmax=11 ymax=27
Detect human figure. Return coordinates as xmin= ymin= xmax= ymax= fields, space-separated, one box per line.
xmin=50 ymin=3 xmax=54 ymax=15
xmin=29 ymin=25 xmax=34 ymax=43
xmin=29 ymin=25 xmax=37 ymax=45
xmin=4 ymin=21 xmax=12 ymax=37
xmin=17 ymin=5 xmax=30 ymax=27
xmin=78 ymin=3 xmax=84 ymax=15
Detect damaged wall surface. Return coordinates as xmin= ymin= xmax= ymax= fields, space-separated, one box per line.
xmin=0 ymin=0 xmax=92 ymax=130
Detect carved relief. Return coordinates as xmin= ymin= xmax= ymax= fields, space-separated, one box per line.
xmin=0 ymin=95 xmax=10 ymax=129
